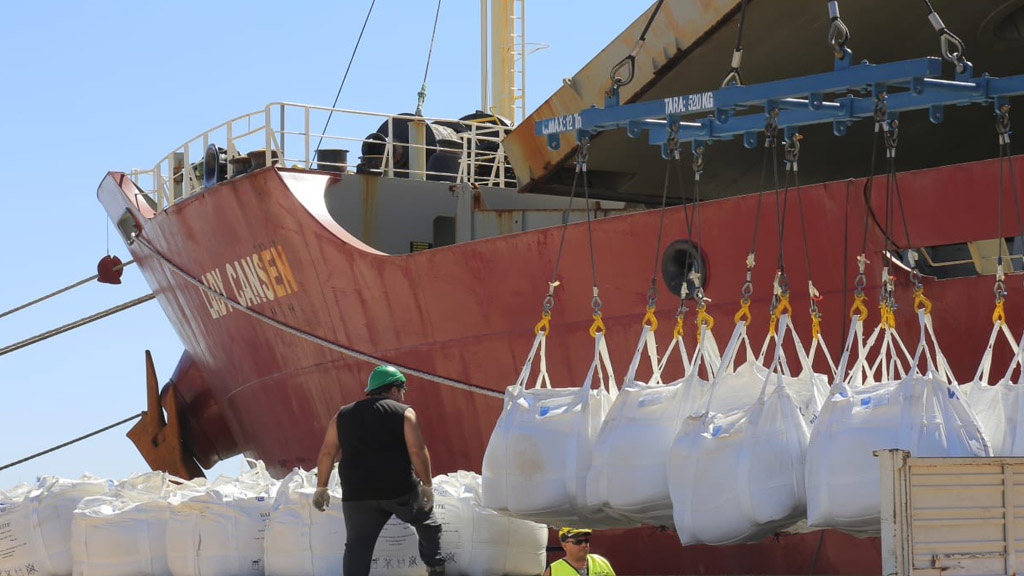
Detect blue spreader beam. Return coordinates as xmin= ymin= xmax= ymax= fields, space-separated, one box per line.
xmin=535 ymin=56 xmax=1024 ymax=157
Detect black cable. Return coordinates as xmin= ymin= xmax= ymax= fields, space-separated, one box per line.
xmin=842 ymin=179 xmax=853 ymax=341
xmin=313 ymin=0 xmax=376 ymax=163
xmin=550 ymin=157 xmax=584 ymax=288
xmin=0 ymin=413 xmax=143 ymax=472
xmin=639 ymin=0 xmax=666 ymax=41
xmin=582 ymin=159 xmax=599 ymax=293
xmin=610 ymin=0 xmax=665 ymax=88
xmin=649 ymin=158 xmax=673 ymax=299
xmin=722 ymin=0 xmax=749 ymax=86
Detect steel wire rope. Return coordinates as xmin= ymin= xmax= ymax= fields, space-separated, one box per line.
xmin=773 ymin=132 xmax=790 ymax=281
xmin=646 ymin=146 xmax=675 ymax=309
xmin=609 ymin=0 xmax=665 ymax=90
xmin=581 ymin=145 xmax=601 ymax=306
xmin=312 ymin=0 xmax=377 ymax=164
xmin=0 ymin=260 xmax=136 ymax=321
xmin=738 ymin=112 xmax=778 ymax=311
xmin=414 ymin=0 xmax=444 ymax=116
xmin=996 ymin=106 xmax=1023 ymax=283
xmin=920 ymin=0 xmax=968 ymax=72
xmin=721 ymin=0 xmax=749 ymax=87
xmin=543 ymin=146 xmax=587 ymax=318
xmin=0 ymin=294 xmax=155 ymax=357
xmin=790 ymin=135 xmax=821 ymax=313
xmin=0 ymin=413 xmax=143 ymax=473
xmin=129 ymin=235 xmax=503 ymax=399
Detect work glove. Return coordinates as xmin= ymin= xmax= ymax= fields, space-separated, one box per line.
xmin=419 ymin=483 xmax=435 ymax=511
xmin=312 ymin=487 xmax=330 ymax=512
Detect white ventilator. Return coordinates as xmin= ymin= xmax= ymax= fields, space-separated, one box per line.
xmin=961 ymin=319 xmax=1024 ymax=456
xmin=587 ymin=322 xmax=719 ymax=527
xmin=71 ymin=472 xmax=201 ymax=576
xmin=166 ymin=459 xmax=279 ymax=576
xmin=0 ymin=476 xmax=109 ymax=576
xmin=669 ymin=316 xmax=826 ymax=545
xmin=481 ymin=330 xmax=622 ymax=527
xmin=263 ymin=468 xmax=345 ymax=576
xmin=806 ymin=309 xmax=991 ymax=533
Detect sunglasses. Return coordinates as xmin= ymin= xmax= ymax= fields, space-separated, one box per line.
xmin=567 ymin=538 xmax=590 ymax=545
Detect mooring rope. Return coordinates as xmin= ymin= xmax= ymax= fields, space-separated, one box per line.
xmin=0 ymin=259 xmax=136 ymax=321
xmin=0 ymin=413 xmax=143 ymax=473
xmin=0 ymin=294 xmax=155 ymax=357
xmin=131 ymin=235 xmax=503 ymax=399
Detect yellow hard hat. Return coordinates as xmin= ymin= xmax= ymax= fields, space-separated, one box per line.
xmin=558 ymin=527 xmax=592 ymax=542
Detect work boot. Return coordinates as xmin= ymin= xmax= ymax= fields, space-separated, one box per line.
xmin=426 ymin=565 xmax=445 ymax=575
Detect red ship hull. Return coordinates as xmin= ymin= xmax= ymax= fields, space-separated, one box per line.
xmin=99 ymin=155 xmax=1024 ymax=574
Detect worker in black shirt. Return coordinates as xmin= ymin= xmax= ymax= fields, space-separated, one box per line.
xmin=313 ymin=365 xmax=445 ymax=575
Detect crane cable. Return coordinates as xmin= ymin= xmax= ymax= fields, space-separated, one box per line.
xmin=721 ymin=0 xmax=749 ymax=87
xmin=609 ymin=0 xmax=665 ymax=92
xmin=129 ymin=235 xmax=503 ymax=399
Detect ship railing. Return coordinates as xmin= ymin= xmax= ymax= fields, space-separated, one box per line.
xmin=128 ymin=102 xmax=516 ymax=213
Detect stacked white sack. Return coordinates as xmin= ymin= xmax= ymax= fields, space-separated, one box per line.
xmin=587 ymin=324 xmax=719 ymax=527
xmin=669 ymin=316 xmax=827 ymax=545
xmin=961 ymin=320 xmax=1024 ymax=455
xmin=806 ymin=310 xmax=991 ymax=533
xmin=456 ymin=472 xmax=547 ymax=576
xmin=166 ymin=459 xmax=279 ymax=576
xmin=71 ymin=472 xmax=201 ymax=576
xmin=362 ymin=472 xmax=547 ymax=576
xmin=1 ymin=477 xmax=109 ymax=576
xmin=263 ymin=468 xmax=344 ymax=576
xmin=482 ymin=331 xmax=624 ymax=527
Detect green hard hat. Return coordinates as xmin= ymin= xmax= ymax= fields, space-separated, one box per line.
xmin=365 ymin=365 xmax=406 ymax=393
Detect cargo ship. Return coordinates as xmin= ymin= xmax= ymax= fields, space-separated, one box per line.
xmin=97 ymin=0 xmax=1024 ymax=573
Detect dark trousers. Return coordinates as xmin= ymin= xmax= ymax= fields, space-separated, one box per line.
xmin=341 ymin=487 xmax=444 ymax=575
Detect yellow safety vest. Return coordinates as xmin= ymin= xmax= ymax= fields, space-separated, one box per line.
xmin=549 ymin=554 xmax=616 ymax=575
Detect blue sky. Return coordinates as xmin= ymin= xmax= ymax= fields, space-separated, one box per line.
xmin=0 ymin=1 xmax=650 ymax=488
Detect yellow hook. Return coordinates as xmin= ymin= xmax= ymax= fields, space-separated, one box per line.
xmin=589 ymin=311 xmax=607 ymax=338
xmin=993 ymin=299 xmax=1006 ymax=326
xmin=641 ymin=304 xmax=658 ymax=331
xmin=913 ymin=286 xmax=932 ymax=315
xmin=534 ymin=310 xmax=551 ymax=335
xmin=849 ymin=293 xmax=868 ymax=321
xmin=734 ymin=297 xmax=752 ymax=325
xmin=695 ymin=302 xmax=714 ymax=342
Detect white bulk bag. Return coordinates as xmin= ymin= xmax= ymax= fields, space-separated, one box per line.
xmin=0 ymin=483 xmax=38 ymax=575
xmin=71 ymin=472 xmax=198 ymax=576
xmin=361 ymin=476 xmax=470 ymax=576
xmin=455 ymin=472 xmax=547 ymax=576
xmin=263 ymin=468 xmax=344 ymax=576
xmin=806 ymin=310 xmax=991 ymax=533
xmin=961 ymin=320 xmax=1024 ymax=456
xmin=166 ymin=459 xmax=279 ymax=576
xmin=481 ymin=330 xmax=620 ymax=527
xmin=669 ymin=316 xmax=823 ymax=545
xmin=587 ymin=323 xmax=719 ymax=527
xmin=353 ymin=472 xmax=547 ymax=576
xmin=0 ymin=476 xmax=108 ymax=576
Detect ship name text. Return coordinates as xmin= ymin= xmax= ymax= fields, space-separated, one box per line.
xmin=198 ymin=243 xmax=299 ymax=320
xmin=664 ymin=91 xmax=715 ymax=115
